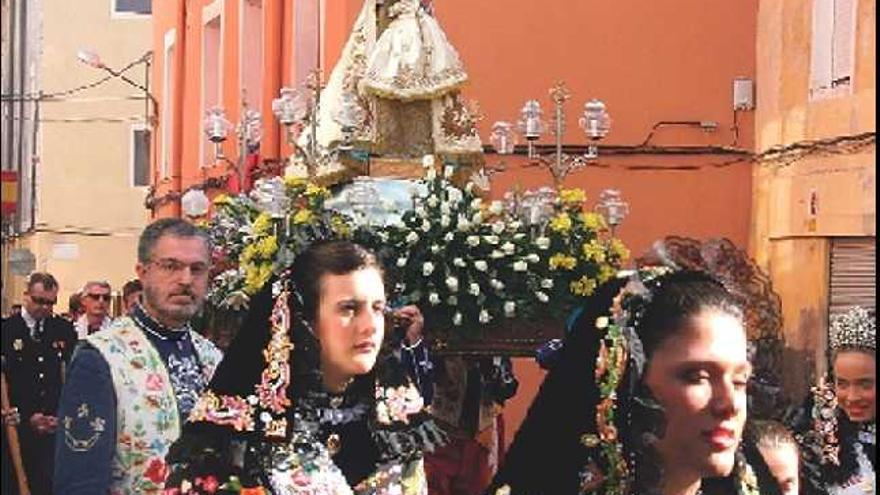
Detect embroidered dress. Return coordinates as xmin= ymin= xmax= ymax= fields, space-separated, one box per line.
xmin=360 ymin=0 xmax=467 ymax=101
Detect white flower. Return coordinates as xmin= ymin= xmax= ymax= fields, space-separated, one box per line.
xmin=457 ymin=215 xmax=471 ymax=231
xmin=492 ymin=221 xmax=506 ymax=234
xmin=444 ymin=232 xmax=455 ymax=242
xmin=422 ymin=154 xmax=436 ymax=168
xmin=490 ymin=201 xmax=504 ymax=215
xmin=504 ymin=301 xmax=516 ymax=317
xmin=421 ymin=219 xmax=431 ymax=232
xmin=427 ymin=196 xmax=439 ymax=208
xmin=491 ymin=279 xmax=505 ymax=290
xmin=447 ymin=187 xmax=463 ymax=203
xmin=484 ymin=235 xmax=500 ymax=245
xmin=423 ymin=262 xmax=435 ymax=276
xmin=469 ymin=283 xmax=481 ymax=296
xmin=441 ymin=215 xmax=451 ymax=228
xmin=526 ymin=253 xmax=540 ymax=263
xmin=501 ymin=242 xmax=516 ymax=255
xmin=513 ymin=260 xmax=528 ymax=272
xmin=513 ymin=232 xmax=527 ymax=241
xmin=396 ymin=257 xmax=408 ymax=268
xmin=446 ymin=276 xmax=459 ymax=292
xmin=595 ymin=316 xmax=609 ymax=329
xmin=535 ymin=236 xmax=551 ymax=250
xmin=430 ymin=244 xmax=441 ymax=253
xmin=447 ymin=295 xmax=458 ymax=305
xmin=471 ymin=198 xmax=482 ymax=210
xmin=479 ymin=309 xmax=491 ymax=324
xmin=474 ymin=260 xmax=488 ymax=272
xmin=444 ymin=165 xmax=455 ymax=179
xmin=509 ymin=220 xmax=522 ymax=231
xmin=541 ymin=278 xmax=554 ymax=289
xmin=406 ymin=232 xmax=420 ymax=244
xmin=453 ymin=257 xmax=467 ymax=267
xmin=472 ymin=212 xmax=483 ymax=225
xmin=490 ymin=250 xmax=505 ymax=259
xmin=452 ymin=312 xmax=463 ymax=326
xmin=415 ymin=205 xmax=427 ymax=218
xmin=425 ymin=167 xmax=437 ymax=181
xmin=465 ymin=182 xmax=476 ymax=194
xmin=535 ymin=291 xmax=550 ymax=303
xmin=440 ymin=202 xmax=452 ymax=215
xmin=429 ymin=292 xmax=441 ymax=306
xmin=466 ymin=236 xmax=480 ymax=247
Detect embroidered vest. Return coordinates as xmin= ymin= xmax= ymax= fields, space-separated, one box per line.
xmin=88 ymin=318 xmax=222 ymax=495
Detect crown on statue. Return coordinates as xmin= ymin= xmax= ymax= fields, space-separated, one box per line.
xmin=829 ymin=306 xmax=876 ymax=353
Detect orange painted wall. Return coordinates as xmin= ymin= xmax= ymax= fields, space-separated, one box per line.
xmin=152 ymin=0 xmax=760 ymax=446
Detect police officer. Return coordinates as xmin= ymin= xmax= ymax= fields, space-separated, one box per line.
xmin=1 ymin=272 xmax=77 ymax=495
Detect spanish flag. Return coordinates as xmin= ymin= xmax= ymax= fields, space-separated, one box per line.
xmin=1 ymin=171 xmax=17 ymax=215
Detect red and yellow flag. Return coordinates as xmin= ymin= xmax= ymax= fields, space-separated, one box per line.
xmin=1 ymin=171 xmax=18 ymax=215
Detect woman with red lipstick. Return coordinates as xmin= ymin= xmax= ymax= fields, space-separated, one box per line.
xmin=486 ymin=239 xmax=782 ymax=495
xmin=162 ymin=240 xmax=444 ymax=493
xmin=790 ymin=306 xmax=876 ymax=495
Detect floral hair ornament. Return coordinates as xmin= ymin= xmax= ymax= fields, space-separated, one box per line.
xmin=829 ymin=306 xmax=876 ymax=353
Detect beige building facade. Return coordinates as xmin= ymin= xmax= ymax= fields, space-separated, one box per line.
xmin=752 ymin=0 xmax=876 ymax=402
xmin=2 ymin=0 xmax=153 ymax=314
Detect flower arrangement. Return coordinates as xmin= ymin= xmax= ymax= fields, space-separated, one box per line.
xmin=203 ymin=155 xmax=629 ymax=335
xmin=376 ymin=156 xmax=628 ymax=333
xmin=207 ymin=176 xmax=350 ymax=310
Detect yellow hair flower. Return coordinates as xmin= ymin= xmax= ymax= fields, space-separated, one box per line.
xmin=549 ymin=213 xmax=573 ymax=233
xmin=292 ymin=209 xmax=313 ymax=225
xmin=331 ymin=216 xmax=352 ymax=237
xmin=559 ymin=188 xmax=586 ymax=205
xmin=549 ymin=253 xmax=578 ymax=270
xmin=252 ymin=212 xmax=273 ymax=236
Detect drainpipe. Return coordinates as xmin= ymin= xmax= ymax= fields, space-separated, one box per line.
xmin=170 ymin=0 xmax=188 ymax=217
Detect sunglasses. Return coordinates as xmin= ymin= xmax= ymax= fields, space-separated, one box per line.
xmin=30 ymin=296 xmax=57 ymax=306
xmin=85 ymin=293 xmax=113 ymax=302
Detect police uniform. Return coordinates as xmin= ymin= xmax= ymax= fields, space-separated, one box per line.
xmin=1 ymin=309 xmax=77 ymax=495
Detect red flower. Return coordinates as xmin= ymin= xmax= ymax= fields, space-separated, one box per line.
xmin=201 ymin=475 xmax=219 ymax=493
xmin=144 ymin=457 xmax=168 ymax=485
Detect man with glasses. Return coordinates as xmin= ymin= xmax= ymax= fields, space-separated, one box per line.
xmin=74 ymin=281 xmax=114 ymax=339
xmin=1 ymin=272 xmax=77 ymax=495
xmin=54 ymin=218 xmax=223 ymax=495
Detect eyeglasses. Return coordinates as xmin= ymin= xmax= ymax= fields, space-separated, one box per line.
xmin=29 ymin=296 xmax=57 ymax=306
xmin=85 ymin=293 xmax=112 ymax=302
xmin=148 ymin=258 xmax=212 ymax=278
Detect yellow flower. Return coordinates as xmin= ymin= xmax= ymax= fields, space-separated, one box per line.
xmin=549 ymin=213 xmax=573 ymax=233
xmin=292 ymin=209 xmax=313 ymax=224
xmin=213 ymin=193 xmax=231 ymax=206
xmin=610 ymin=238 xmax=630 ymax=261
xmin=559 ymin=188 xmax=586 ymax=205
xmin=240 ymin=244 xmax=258 ymax=264
xmin=570 ymin=276 xmax=597 ymax=297
xmin=252 ymin=212 xmax=273 ymax=236
xmin=582 ymin=240 xmax=607 ymax=263
xmin=580 ymin=212 xmax=606 ymax=231
xmin=284 ymin=176 xmax=306 ymax=189
xmin=331 ymin=216 xmax=352 ymax=237
xmin=256 ymin=236 xmax=278 ymax=258
xmin=305 ymin=183 xmax=329 ymax=198
xmin=549 ymin=253 xmax=577 ymax=270
xmin=597 ymin=264 xmax=617 ymax=284
xmin=244 ymin=263 xmax=273 ymax=294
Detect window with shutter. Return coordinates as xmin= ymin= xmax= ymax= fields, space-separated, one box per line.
xmin=829 ymin=237 xmax=876 ymax=315
xmin=810 ymin=0 xmax=857 ymax=98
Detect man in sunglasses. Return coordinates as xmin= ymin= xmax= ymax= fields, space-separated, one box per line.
xmin=1 ymin=271 xmax=77 ymax=495
xmin=73 ymin=281 xmax=114 ymax=339
xmin=54 ymin=218 xmax=223 ymax=495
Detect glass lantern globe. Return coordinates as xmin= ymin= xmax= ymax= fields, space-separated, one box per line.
xmin=489 ymin=121 xmax=517 ymax=154
xmin=578 ymin=99 xmax=611 ymax=141
xmin=272 ymin=87 xmax=310 ymax=126
xmin=204 ymin=107 xmax=233 ymax=143
xmin=518 ymin=100 xmax=546 ymax=141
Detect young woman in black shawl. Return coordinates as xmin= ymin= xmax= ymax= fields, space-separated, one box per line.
xmin=163 ymin=240 xmax=444 ymax=494
xmin=486 ymin=243 xmax=782 ymax=495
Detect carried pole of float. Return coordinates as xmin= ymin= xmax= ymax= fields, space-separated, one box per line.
xmin=1 ymin=365 xmax=31 ymax=495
